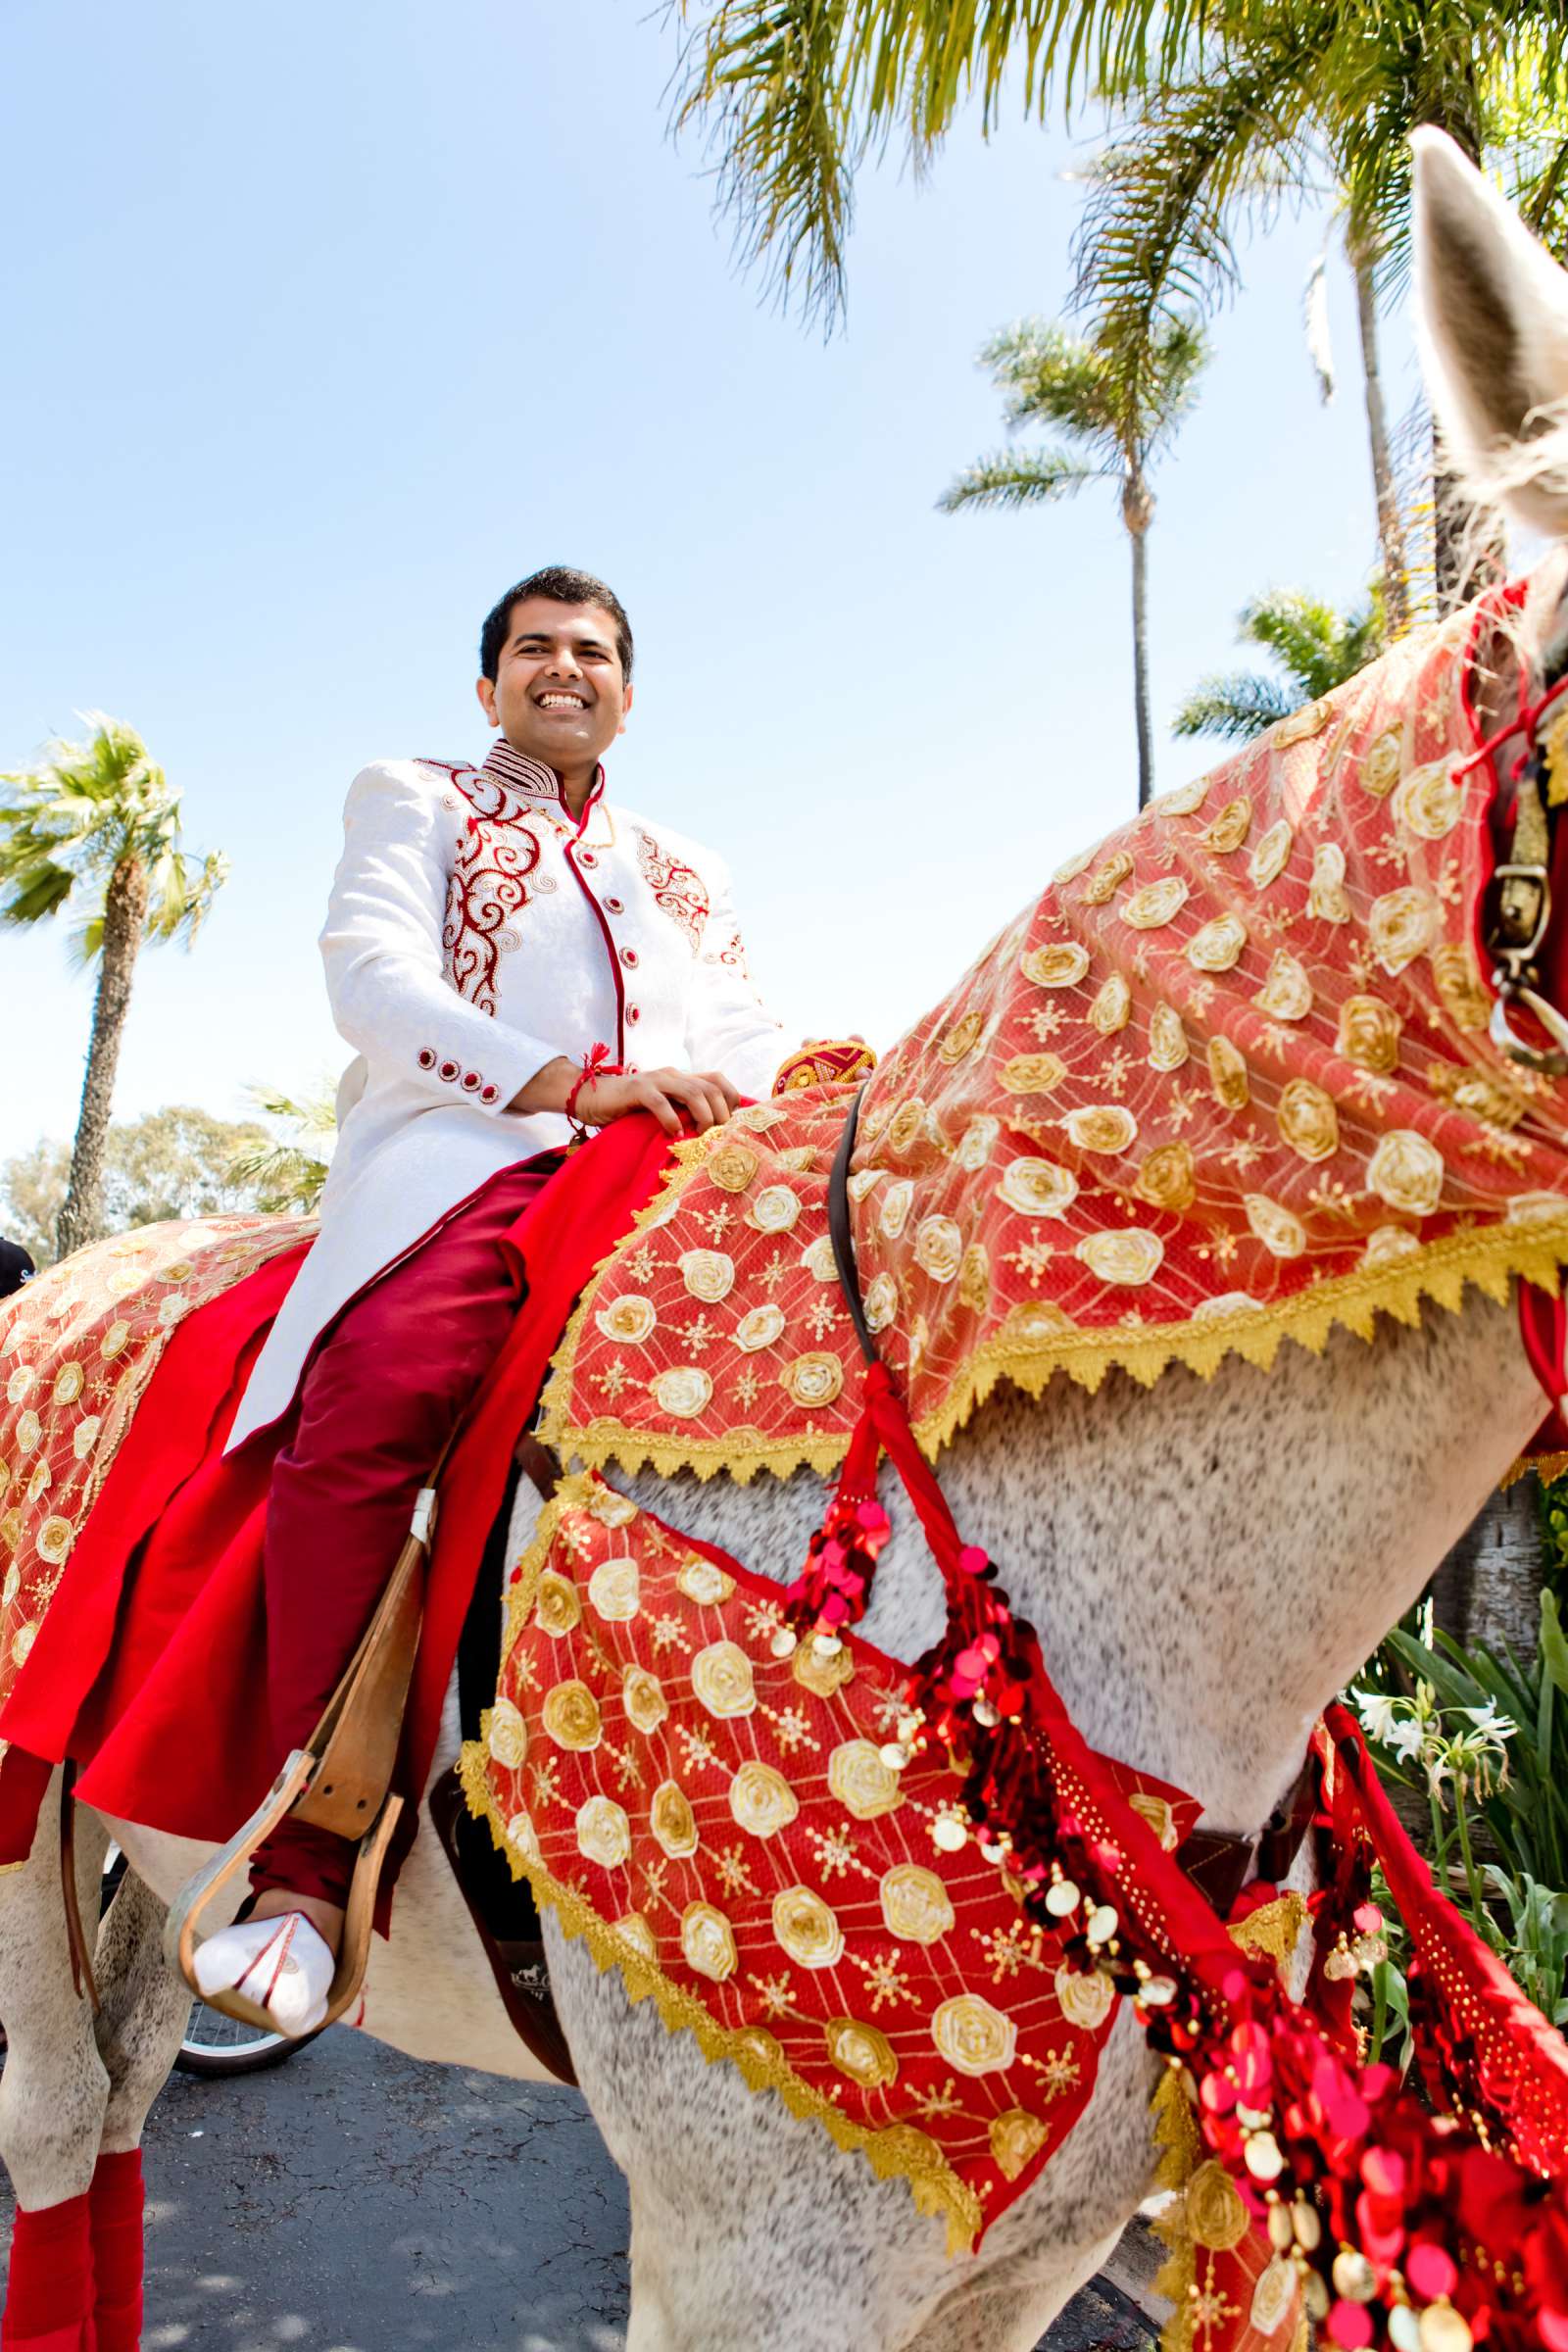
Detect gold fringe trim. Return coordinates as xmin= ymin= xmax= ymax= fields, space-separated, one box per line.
xmin=469 ymin=1481 xmax=984 ymax=2256
xmin=541 ymin=1193 xmax=1568 ymax=1487
xmin=1152 ymin=2065 xmax=1202 ymax=2352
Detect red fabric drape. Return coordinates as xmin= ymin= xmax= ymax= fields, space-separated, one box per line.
xmin=0 ymin=1115 xmax=673 ymax=1901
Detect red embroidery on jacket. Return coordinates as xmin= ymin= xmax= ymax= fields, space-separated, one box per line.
xmin=420 ymin=759 xmax=542 ymax=827
xmin=443 ymin=820 xmax=542 ymax=1014
xmin=633 ymin=827 xmax=710 ymax=954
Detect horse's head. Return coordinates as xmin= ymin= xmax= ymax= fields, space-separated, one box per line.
xmin=1415 ymin=126 xmax=1568 ymax=549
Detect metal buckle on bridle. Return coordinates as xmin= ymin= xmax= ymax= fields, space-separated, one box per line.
xmin=1488 ymin=747 xmax=1568 ymax=1076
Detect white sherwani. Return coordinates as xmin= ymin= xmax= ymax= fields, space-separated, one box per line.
xmin=228 ymin=739 xmax=785 ymax=1446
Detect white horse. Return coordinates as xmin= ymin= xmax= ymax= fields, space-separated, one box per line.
xmin=2 ymin=128 xmax=1564 ymax=2352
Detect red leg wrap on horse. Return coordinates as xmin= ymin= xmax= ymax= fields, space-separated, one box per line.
xmin=1 ymin=2190 xmax=95 ymax=2348
xmin=86 ymin=2151 xmax=142 ymax=2352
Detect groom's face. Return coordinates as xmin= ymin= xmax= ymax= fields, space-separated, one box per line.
xmin=477 ymin=597 xmax=632 ymax=772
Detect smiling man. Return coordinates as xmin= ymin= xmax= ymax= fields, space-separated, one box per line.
xmin=196 ymin=564 xmax=785 ymax=2033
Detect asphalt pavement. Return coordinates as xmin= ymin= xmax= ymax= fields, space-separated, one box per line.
xmin=0 ymin=2031 xmax=1156 ymax=2351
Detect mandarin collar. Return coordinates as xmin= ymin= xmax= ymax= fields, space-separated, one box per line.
xmin=481 ymin=737 xmax=606 ymax=818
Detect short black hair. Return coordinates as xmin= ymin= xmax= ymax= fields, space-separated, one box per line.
xmin=479 ymin=566 xmax=633 ymax=685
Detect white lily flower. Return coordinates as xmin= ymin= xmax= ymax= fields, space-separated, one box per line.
xmin=1459 ymin=1699 xmax=1517 ymax=1743
xmin=1386 ymin=1718 xmax=1427 ymax=1765
xmin=1353 ymin=1690 xmax=1402 ymax=1745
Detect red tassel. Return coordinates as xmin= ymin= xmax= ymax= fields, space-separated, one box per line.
xmin=87 ymin=2151 xmax=142 ymax=2352
xmin=1 ymin=2189 xmax=95 ymax=2349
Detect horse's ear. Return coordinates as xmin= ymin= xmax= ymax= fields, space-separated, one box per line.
xmin=1413 ymin=125 xmax=1568 ymax=538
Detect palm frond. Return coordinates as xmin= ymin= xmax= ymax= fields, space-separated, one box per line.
xmin=667 ymin=0 xmax=1231 ymax=325
xmin=1238 ymin=583 xmax=1383 ymax=698
xmin=1172 ymin=672 xmax=1295 ymax=740
xmin=938 ymin=448 xmax=1109 ymax=513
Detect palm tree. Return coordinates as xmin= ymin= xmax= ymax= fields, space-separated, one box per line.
xmin=224 ymin=1082 xmax=337 ymax=1215
xmin=0 ymin=716 xmax=227 ymax=1259
xmin=1173 ymin=585 xmax=1384 ymax=741
xmin=669 ymin=4 xmax=1568 ymax=610
xmin=940 ymin=316 xmax=1206 ymax=807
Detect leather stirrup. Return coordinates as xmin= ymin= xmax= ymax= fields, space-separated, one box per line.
xmin=164 ymin=1463 xmax=444 ymax=2032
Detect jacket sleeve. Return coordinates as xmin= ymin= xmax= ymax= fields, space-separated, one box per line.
xmin=683 ymin=856 xmax=787 ymax=1100
xmin=319 ymin=762 xmax=559 ymax=1114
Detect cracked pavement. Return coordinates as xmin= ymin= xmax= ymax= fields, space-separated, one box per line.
xmin=0 ymin=2033 xmax=1153 ymax=2349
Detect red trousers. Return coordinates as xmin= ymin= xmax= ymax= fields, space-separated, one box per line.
xmin=252 ymin=1155 xmax=558 ymax=1906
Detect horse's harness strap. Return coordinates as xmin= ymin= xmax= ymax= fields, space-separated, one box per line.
xmin=825 ymin=1083 xmax=1318 ymax=1918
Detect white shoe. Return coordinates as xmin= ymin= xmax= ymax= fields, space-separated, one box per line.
xmin=192 ymin=1912 xmax=335 ymax=2037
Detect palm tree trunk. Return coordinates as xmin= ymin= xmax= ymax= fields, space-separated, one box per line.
xmin=55 ymin=856 xmax=148 ymax=1260
xmin=1129 ymin=514 xmax=1153 ymax=809
xmin=1349 ymin=238 xmax=1408 ymax=638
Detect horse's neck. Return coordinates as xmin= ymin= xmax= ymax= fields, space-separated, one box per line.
xmin=631 ymin=1289 xmax=1544 ymax=1835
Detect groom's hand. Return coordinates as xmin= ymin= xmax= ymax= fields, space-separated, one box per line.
xmin=580 ymin=1067 xmax=740 ymax=1137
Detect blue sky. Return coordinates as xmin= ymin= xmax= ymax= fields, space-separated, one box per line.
xmin=2 ymin=0 xmax=1423 ymax=1173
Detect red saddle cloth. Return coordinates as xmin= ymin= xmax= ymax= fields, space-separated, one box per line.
xmin=0 ymin=1114 xmax=673 ymax=1884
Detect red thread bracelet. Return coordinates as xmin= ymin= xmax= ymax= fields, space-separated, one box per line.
xmin=564 ymin=1043 xmax=623 ymax=1141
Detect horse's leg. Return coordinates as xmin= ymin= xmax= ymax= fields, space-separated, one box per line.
xmin=0 ymin=1775 xmax=111 ymax=2349
xmin=85 ymin=1861 xmax=193 ymax=2351
xmin=892 ymin=2227 xmax=1123 ymax=2352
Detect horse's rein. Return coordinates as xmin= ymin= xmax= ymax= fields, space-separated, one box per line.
xmin=1472 ymin=590 xmax=1568 ymax=1075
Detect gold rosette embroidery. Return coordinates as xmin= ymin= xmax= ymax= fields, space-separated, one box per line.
xmin=824 ymin=2017 xmax=899 ymax=2089
xmin=1120 ymin=876 xmax=1189 ymax=930
xmin=1185 ymin=2159 xmax=1251 ymax=2251
xmin=879 ymin=1179 xmax=914 ymax=1239
xmin=1361 ymin=1224 xmax=1421 ymax=1267
xmin=781 ymin=1353 xmax=845 ymax=1409
xmin=997 ymin=1158 xmax=1078 ymax=1218
xmin=1337 ymin=994 xmax=1401 ymax=1073
xmin=999 ymin=1054 xmax=1067 ymax=1096
xmin=1250 ymin=2257 xmax=1298 ymax=2335
xmin=1368 ymin=886 xmax=1438 ymax=976
xmin=652 ymin=1780 xmax=701 ymax=1859
xmin=863 ymin=1273 xmax=899 ymax=1333
xmin=487 ymin=1697 xmax=528 ymax=1769
xmin=691 ymin=1640 xmax=756 ymax=1718
xmin=1252 ymin=951 xmax=1313 ymax=1021
xmin=794 ymin=1640 xmax=855 ymax=1697
xmin=912 ymin=1216 xmax=963 ymax=1284
xmin=596 ymin=1296 xmax=657 ymax=1345
xmin=1061 ymin=1105 xmax=1137 ymax=1154
xmin=1082 ymin=851 xmax=1133 ymax=905
xmin=883 ymin=1862 xmax=958 ymax=1937
xmin=1148 ymin=1002 xmax=1190 ymax=1071
xmin=1307 ymin=840 xmax=1352 ymax=922
xmin=931 ymin=1993 xmax=1017 ymax=2077
xmin=1432 ymin=943 xmax=1491 ymax=1031
xmin=1135 ymin=1143 xmax=1196 ymax=1213
xmin=1367 ymin=1128 xmax=1445 ymax=1217
xmin=1151 ymin=776 xmax=1208 ymax=816
xmin=1054 ymin=1964 xmax=1115 ymax=2030
xmin=542 ymin=1680 xmax=603 ymax=1751
xmin=1395 ymin=757 xmax=1463 ymax=841
xmin=748 ymin=1185 xmax=802 ymax=1235
xmin=1359 ymin=724 xmax=1403 ymax=798
xmin=1186 ymin=913 xmax=1248 ymax=972
xmin=1076 ymin=1230 xmax=1164 ymax=1287
xmin=958 ymin=1244 xmax=990 ymax=1313
xmin=652 ymin=1367 xmax=712 ymax=1419
xmin=614 ymin=1913 xmax=658 ymax=1961
xmin=938 ymin=1008 xmax=985 ymax=1063
xmin=1202 ymin=796 xmax=1251 ymax=854
xmin=679 ymin=1249 xmax=735 ymax=1302
xmin=575 ymin=1794 xmax=632 ymax=1871
xmin=680 ymin=1901 xmax=738 ymax=1983
xmin=708 ymin=1144 xmax=760 ymax=1194
xmin=735 ymin=1303 xmax=786 ymax=1353
xmin=1021 ymin=943 xmax=1091 ymax=988
xmin=990 ymin=2108 xmax=1050 ymax=2180
xmin=1089 ymin=973 xmax=1132 ymax=1035
xmin=1206 ymin=1036 xmax=1250 ymax=1110
xmin=587 ymin=1554 xmax=640 ymax=1622
xmin=622 ymin=1664 xmax=668 ymax=1735
xmin=772 ymin=1885 xmax=846 ymax=1970
xmin=677 ymin=1557 xmax=735 ymax=1606
xmin=956 ymin=1113 xmax=1000 ymax=1170
xmin=1276 ymin=1078 xmax=1340 ymax=1164
xmin=1249 ymin=819 xmax=1293 ymax=889
xmin=729 ymin=1760 xmax=799 ymax=1838
xmin=827 ymin=1740 xmax=905 ymax=1821
xmin=1244 ymin=1195 xmax=1307 ymax=1260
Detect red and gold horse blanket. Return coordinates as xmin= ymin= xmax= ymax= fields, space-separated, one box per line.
xmin=541 ymin=575 xmax=1568 ymax=1483
xmin=464 ymin=1470 xmax=1202 ymax=2251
